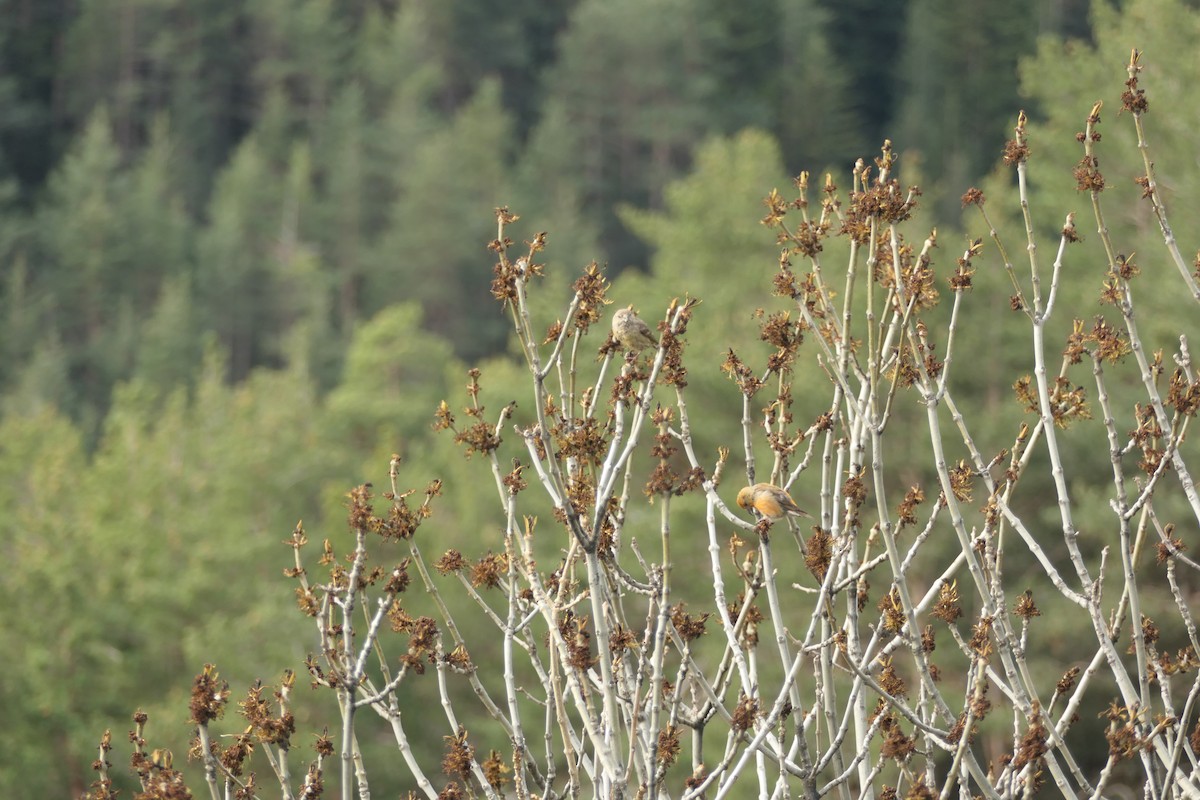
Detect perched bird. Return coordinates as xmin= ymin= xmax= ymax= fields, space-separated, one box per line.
xmin=612 ymin=305 xmax=658 ymax=352
xmin=736 ymin=482 xmax=810 ymax=521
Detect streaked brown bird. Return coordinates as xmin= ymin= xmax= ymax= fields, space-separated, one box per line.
xmin=612 ymin=305 xmax=658 ymax=352
xmin=736 ymin=482 xmax=810 ymax=521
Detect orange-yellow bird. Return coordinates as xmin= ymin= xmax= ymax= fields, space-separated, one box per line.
xmin=612 ymin=306 xmax=658 ymax=352
xmin=736 ymin=483 xmax=810 ymax=521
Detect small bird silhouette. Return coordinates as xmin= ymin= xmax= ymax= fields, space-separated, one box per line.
xmin=736 ymin=483 xmax=810 ymax=521
xmin=612 ymin=306 xmax=658 ymax=352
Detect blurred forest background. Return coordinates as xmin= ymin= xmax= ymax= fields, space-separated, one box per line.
xmin=5 ymin=0 xmax=1200 ymax=796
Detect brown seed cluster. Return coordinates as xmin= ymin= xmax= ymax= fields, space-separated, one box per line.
xmin=239 ymin=679 xmax=296 ymax=747
xmin=805 ymin=526 xmax=832 ymax=580
xmin=878 ymin=588 xmax=905 ymax=634
xmin=558 ymin=611 xmax=596 ymax=671
xmin=1076 ymin=102 xmax=1105 ymax=147
xmin=470 ymin=552 xmax=508 ymax=589
xmin=888 ymin=344 xmax=919 ymax=388
xmin=931 ymin=581 xmax=963 ymax=624
xmin=1056 ymin=666 xmax=1081 ymax=696
xmin=1002 ymin=137 xmax=1030 ymax=166
xmin=794 ymin=219 xmax=830 ymax=258
xmin=1154 ymin=523 xmax=1186 ymax=564
xmin=489 ymin=256 xmax=520 ymax=308
xmin=727 ymin=592 xmax=764 ymax=649
xmin=1074 ymin=154 xmax=1105 ymax=193
xmin=344 ymin=483 xmax=436 ymax=542
xmin=721 ymin=349 xmax=765 ymax=397
xmin=758 ymin=310 xmax=804 ymax=373
xmin=482 ymin=750 xmax=510 ymax=791
xmin=1121 ymin=50 xmax=1150 ymax=115
xmin=731 ymin=694 xmax=760 ymax=732
xmin=121 ymin=715 xmax=198 ymax=800
xmin=760 ymin=187 xmax=790 ymax=228
xmin=488 ymin=207 xmax=546 ymax=309
xmin=551 ymin=416 xmax=607 ymax=465
xmin=659 ymin=298 xmax=700 ymax=389
xmin=1135 ymin=174 xmax=1154 ymax=200
xmin=841 ymin=179 xmax=918 ymax=244
xmin=1101 ymin=702 xmax=1150 ymax=761
xmin=874 ymin=237 xmax=938 ymax=311
xmin=402 ymin=616 xmax=440 ymax=672
xmin=84 ymin=734 xmax=114 ymax=800
xmin=1099 ymin=254 xmax=1140 ymax=306
xmin=960 ymin=187 xmax=985 ymax=207
xmin=571 ymin=261 xmax=610 ymax=332
xmin=878 ymin=659 xmax=907 ymax=699
xmin=434 ymin=549 xmax=467 ymax=575
xmin=441 ymin=727 xmax=474 ymax=782
xmin=1002 ymin=112 xmax=1031 ymax=166
xmin=772 ymin=259 xmax=825 ymax=313
xmin=1169 ymin=369 xmax=1200 ymax=416
xmin=293 ymin=584 xmax=321 ymax=617
xmin=542 ymin=319 xmax=563 ymax=345
xmin=1013 ymin=376 xmax=1091 ymax=428
xmin=1155 ymin=645 xmax=1200 ymax=678
xmin=189 ymin=664 xmax=230 ymax=726
xmin=608 ymin=624 xmax=638 ymax=656
xmin=842 ymin=466 xmax=868 ymax=508
xmin=1014 ymin=589 xmax=1041 ymax=621
xmin=1063 ymin=319 xmax=1087 ymax=364
xmin=670 ymin=603 xmax=711 ymax=642
xmin=1062 ymin=212 xmax=1080 ymax=242
xmin=1131 ymin=403 xmax=1166 ymax=475
xmin=454 ymin=417 xmax=502 ymax=458
xmin=1138 ymin=615 xmax=1160 ymax=649
xmin=1114 ymin=252 xmax=1140 ymax=280
xmin=946 ymin=460 xmax=974 ymax=503
xmin=949 ymin=238 xmax=980 ymax=292
xmin=444 ymin=644 xmax=472 ymax=674
xmin=656 ymin=724 xmax=682 ymax=767
xmin=435 ymin=370 xmax=510 ymax=459
xmin=968 ymin=616 xmax=994 ymax=657
xmin=219 ymin=728 xmax=255 ymax=778
xmin=129 ymin=756 xmax=191 ymax=800
xmin=873 ymin=704 xmax=915 ymax=763
xmin=896 ymin=485 xmax=925 ymax=527
xmin=502 ymin=459 xmax=528 ymax=494
xmin=643 ymin=406 xmax=704 ymax=498
xmin=1011 ymin=707 xmax=1049 ymax=776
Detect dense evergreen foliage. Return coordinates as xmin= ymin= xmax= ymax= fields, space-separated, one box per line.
xmin=0 ymin=0 xmax=1086 ymax=409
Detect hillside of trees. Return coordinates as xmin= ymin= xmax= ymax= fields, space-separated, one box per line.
xmin=6 ymin=0 xmax=1200 ymax=796
xmin=0 ymin=0 xmax=1091 ymax=413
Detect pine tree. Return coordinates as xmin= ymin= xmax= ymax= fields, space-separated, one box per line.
xmin=194 ymin=136 xmax=285 ymax=380
xmin=374 ymin=79 xmax=515 ymax=359
xmin=891 ymin=0 xmax=1040 ymax=222
xmin=533 ymin=0 xmax=720 ymax=269
xmin=36 ymin=108 xmax=128 ymax=408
